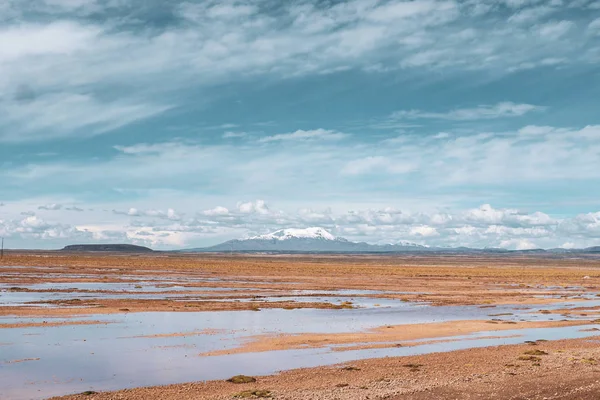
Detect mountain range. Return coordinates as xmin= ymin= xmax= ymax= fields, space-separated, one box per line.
xmin=187 ymin=227 xmax=427 ymax=253
xmin=182 ymin=227 xmax=600 ymax=254
xmin=59 ymin=228 xmax=600 ymax=254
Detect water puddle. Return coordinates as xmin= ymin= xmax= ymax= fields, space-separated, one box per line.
xmin=0 ymin=284 xmax=418 ymax=308
xmin=2 ymin=296 xmax=600 ymax=399
xmin=2 ymin=273 xmax=600 ymax=399
xmin=0 ymin=283 xmax=281 ymax=307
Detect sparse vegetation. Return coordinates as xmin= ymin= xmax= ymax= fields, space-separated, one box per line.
xmin=333 ymin=301 xmax=354 ymax=309
xmin=523 ymin=350 xmax=548 ymax=356
xmin=403 ymin=363 xmax=423 ymax=372
xmin=227 ymin=375 xmax=257 ymax=384
xmin=233 ymin=389 xmax=271 ymax=398
xmin=8 ymin=287 xmax=29 ymax=292
xmin=518 ymin=355 xmax=542 ymax=362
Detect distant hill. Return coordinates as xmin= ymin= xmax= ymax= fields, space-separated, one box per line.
xmin=61 ymin=244 xmax=153 ymax=253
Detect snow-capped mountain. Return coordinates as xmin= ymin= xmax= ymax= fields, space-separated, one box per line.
xmin=186 ymin=227 xmax=431 ymax=253
xmin=248 ymin=227 xmax=342 ymax=241
xmin=182 ymin=228 xmax=600 ymax=253
xmin=394 ymin=240 xmax=428 ymax=248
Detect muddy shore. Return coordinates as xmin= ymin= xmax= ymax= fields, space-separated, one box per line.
xmin=52 ymin=337 xmax=600 ymax=400
xmin=3 ymin=252 xmax=600 ymax=317
xmin=3 ymin=251 xmax=600 ymax=399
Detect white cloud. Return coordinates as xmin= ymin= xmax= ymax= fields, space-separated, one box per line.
xmin=0 ymin=93 xmax=172 ymax=142
xmin=463 ymin=204 xmax=554 ymax=227
xmin=534 ymin=20 xmax=574 ymax=40
xmin=237 ymin=200 xmax=270 ymax=214
xmin=177 ymin=1 xmax=257 ymax=22
xmin=433 ymin=132 xmax=451 ymax=139
xmin=391 ymin=102 xmax=544 ymax=121
xmin=366 ymin=0 xmax=451 ymax=22
xmin=38 ymin=203 xmax=62 ymax=210
xmin=342 ymin=156 xmax=415 ymax=175
xmin=589 ymin=18 xmax=600 ymax=35
xmin=127 ymin=202 xmax=600 ymax=249
xmin=508 ymin=6 xmax=556 ymax=24
xmin=113 ymin=207 xmax=181 ymax=221
xmin=3 ymin=199 xmax=600 ymax=249
xmin=557 ymin=212 xmax=600 ymax=238
xmin=1 ymin=0 xmax=596 ymax=141
xmin=6 ymin=122 xmax=600 ymax=207
xmin=258 ymin=129 xmax=348 ymax=143
xmin=589 ymin=2 xmax=600 ymax=10
xmin=203 ymin=206 xmax=230 ymax=216
xmin=409 ymin=225 xmax=439 ymax=237
xmin=43 ymin=0 xmax=98 ymax=10
xmin=499 ymin=238 xmax=538 ymax=250
xmin=518 ymin=125 xmax=564 ymax=135
xmin=222 ymin=131 xmax=248 ymax=139
xmin=0 ymin=215 xmax=93 ymax=244
xmin=0 ymin=21 xmax=98 ymax=62
xmin=502 ymin=0 xmax=545 ymax=9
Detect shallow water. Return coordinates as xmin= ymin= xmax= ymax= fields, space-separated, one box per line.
xmin=0 ymin=283 xmax=280 ymax=307
xmin=2 ymin=273 xmax=600 ymax=399
xmin=0 ymin=283 xmax=419 ymax=308
xmin=2 ymin=292 xmax=600 ymax=400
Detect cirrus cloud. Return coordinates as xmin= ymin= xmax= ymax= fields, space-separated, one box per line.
xmin=258 ymin=129 xmax=349 ymax=143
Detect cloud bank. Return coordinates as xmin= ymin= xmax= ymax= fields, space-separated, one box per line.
xmin=3 ymin=201 xmax=598 ymax=250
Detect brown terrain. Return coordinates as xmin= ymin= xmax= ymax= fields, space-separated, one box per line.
xmin=3 ymin=251 xmax=600 ymax=316
xmin=3 ymin=251 xmax=600 ymax=399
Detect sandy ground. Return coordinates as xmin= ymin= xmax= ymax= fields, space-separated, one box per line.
xmin=52 ymin=336 xmax=600 ymax=400
xmin=201 ymin=319 xmax=592 ymax=356
xmin=0 ymin=320 xmax=113 ymax=329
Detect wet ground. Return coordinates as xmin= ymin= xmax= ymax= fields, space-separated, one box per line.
xmin=3 ymin=253 xmax=600 ymax=399
xmin=3 ymin=292 xmax=600 ymax=398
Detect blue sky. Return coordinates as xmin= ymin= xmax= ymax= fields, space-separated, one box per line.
xmin=1 ymin=0 xmax=600 ymax=250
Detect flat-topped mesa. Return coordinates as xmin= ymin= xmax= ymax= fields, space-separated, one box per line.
xmin=61 ymin=244 xmax=153 ymax=253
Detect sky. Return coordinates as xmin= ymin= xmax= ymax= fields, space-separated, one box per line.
xmin=1 ymin=0 xmax=600 ymax=250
